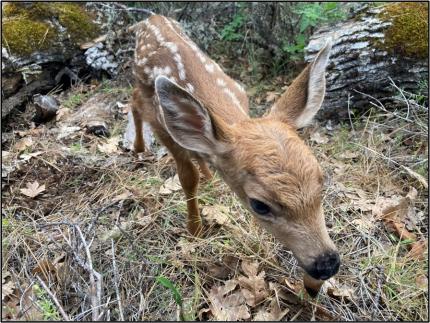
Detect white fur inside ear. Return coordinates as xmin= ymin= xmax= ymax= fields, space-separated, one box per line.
xmin=155 ymin=75 xmax=217 ymax=154
xmin=295 ymin=41 xmax=332 ymax=129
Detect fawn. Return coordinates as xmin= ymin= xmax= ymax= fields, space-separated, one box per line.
xmin=130 ymin=15 xmax=339 ymax=295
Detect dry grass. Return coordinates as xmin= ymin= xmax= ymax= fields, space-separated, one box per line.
xmin=1 ymin=79 xmax=428 ymax=321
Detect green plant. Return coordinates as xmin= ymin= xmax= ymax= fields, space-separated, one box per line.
xmin=156 ymin=276 xmax=184 ymax=320
xmin=33 ymin=284 xmax=60 ymax=320
xmin=220 ymin=8 xmax=246 ymax=42
xmin=282 ymin=2 xmax=346 ymax=61
xmin=62 ymin=92 xmax=89 ymax=109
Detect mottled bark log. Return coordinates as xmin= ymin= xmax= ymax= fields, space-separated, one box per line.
xmin=305 ymin=5 xmax=428 ymax=120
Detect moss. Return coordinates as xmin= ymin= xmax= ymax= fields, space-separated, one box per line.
xmin=2 ymin=16 xmax=57 ymax=56
xmin=54 ymin=3 xmax=99 ymax=44
xmin=378 ymin=2 xmax=428 ymax=59
xmin=1 ymin=2 xmax=99 ymax=57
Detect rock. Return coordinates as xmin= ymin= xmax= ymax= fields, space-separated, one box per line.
xmin=84 ymin=43 xmax=119 ymax=75
xmin=32 ymin=94 xmax=59 ymax=123
xmin=62 ymin=92 xmax=117 ymax=137
xmin=304 ymin=3 xmax=428 ymax=120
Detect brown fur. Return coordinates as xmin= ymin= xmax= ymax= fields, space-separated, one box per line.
xmin=131 ymin=15 xmax=337 ymax=270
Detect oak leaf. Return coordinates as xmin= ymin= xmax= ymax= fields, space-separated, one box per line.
xmin=406 ymin=239 xmax=427 ymax=261
xmin=253 ymin=299 xmax=289 ymax=321
xmin=97 ymin=136 xmax=120 ymax=154
xmin=202 ymin=205 xmax=230 ymax=226
xmin=159 ymin=174 xmax=182 ymax=195
xmin=20 ymin=181 xmax=46 ymax=198
xmin=310 ymin=131 xmax=329 ymax=144
xmin=237 ymin=260 xmax=269 ymax=307
xmin=13 ymin=137 xmax=33 ymax=152
xmin=207 ymin=280 xmax=250 ymax=321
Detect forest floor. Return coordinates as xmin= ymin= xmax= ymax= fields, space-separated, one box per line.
xmin=1 ymin=71 xmax=428 ymax=321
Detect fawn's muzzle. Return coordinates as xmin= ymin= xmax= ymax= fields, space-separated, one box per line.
xmin=306 ymin=251 xmax=340 ymax=280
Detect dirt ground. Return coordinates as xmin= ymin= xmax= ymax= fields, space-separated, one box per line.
xmin=1 ymin=72 xmax=428 ymax=321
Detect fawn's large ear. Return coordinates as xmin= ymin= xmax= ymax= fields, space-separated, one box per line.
xmin=155 ymin=76 xmax=225 ymax=155
xmin=269 ymin=41 xmax=332 ymax=129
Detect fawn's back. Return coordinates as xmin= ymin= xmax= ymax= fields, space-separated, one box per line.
xmin=132 ymin=14 xmax=249 ymax=125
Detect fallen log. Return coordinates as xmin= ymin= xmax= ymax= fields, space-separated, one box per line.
xmin=305 ymin=3 xmax=428 ymax=120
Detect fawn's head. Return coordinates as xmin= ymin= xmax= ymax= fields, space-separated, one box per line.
xmin=154 ymin=43 xmax=339 ymax=284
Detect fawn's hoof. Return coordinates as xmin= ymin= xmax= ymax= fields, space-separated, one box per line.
xmin=187 ymin=221 xmax=203 ymax=237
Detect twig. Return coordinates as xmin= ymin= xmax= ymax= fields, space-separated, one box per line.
xmin=371 ymin=266 xmax=385 ymax=321
xmin=290 ymin=308 xmax=303 ymax=321
xmin=388 ymin=77 xmax=410 ymax=119
xmin=355 ymin=143 xmax=428 ymax=187
xmin=400 ymin=165 xmax=428 ymax=188
xmin=35 ymin=275 xmax=71 ymax=321
xmin=353 ymin=89 xmax=413 ymax=123
xmin=347 ymin=93 xmax=355 ymax=132
xmin=111 ymin=239 xmax=125 ymax=321
xmin=75 ymin=225 xmax=102 ymax=321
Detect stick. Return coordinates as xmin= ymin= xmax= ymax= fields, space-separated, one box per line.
xmin=75 ymin=225 xmax=101 ymax=321
xmin=347 ymin=93 xmax=355 ymax=132
xmin=35 ymin=275 xmax=71 ymax=321
xmin=111 ymin=239 xmax=125 ymax=321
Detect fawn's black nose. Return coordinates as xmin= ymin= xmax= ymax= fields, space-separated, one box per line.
xmin=306 ymin=251 xmax=340 ymax=280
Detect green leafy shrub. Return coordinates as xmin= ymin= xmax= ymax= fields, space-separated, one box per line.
xmin=282 ymin=2 xmax=346 ymax=61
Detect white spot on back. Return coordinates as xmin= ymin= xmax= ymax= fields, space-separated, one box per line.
xmin=205 ymin=63 xmax=215 ymax=73
xmin=185 ymin=83 xmax=194 ymax=93
xmin=234 ymin=82 xmax=245 ymax=93
xmin=223 ymin=88 xmax=245 ymax=114
xmin=216 ymin=78 xmax=226 ymax=87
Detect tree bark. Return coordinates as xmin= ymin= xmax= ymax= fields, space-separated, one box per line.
xmin=305 ymin=4 xmax=428 ymax=120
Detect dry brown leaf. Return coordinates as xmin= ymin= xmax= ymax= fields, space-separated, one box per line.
xmin=13 ymin=137 xmax=33 ymax=152
xmin=20 ymin=285 xmax=44 ymax=320
xmin=253 ymin=298 xmax=289 ymax=321
xmin=177 ymin=238 xmax=196 ymax=255
xmin=283 ymin=278 xmax=302 ymax=294
xmin=2 ymin=281 xmax=15 ymax=301
xmin=310 ymin=131 xmax=329 ymax=144
xmin=206 ymin=255 xmax=240 ymax=280
xmin=388 ymin=221 xmax=416 ymax=241
xmin=112 ymin=190 xmax=133 ymax=202
xmin=207 ymin=280 xmax=250 ymax=321
xmin=55 ymin=107 xmax=71 ymax=121
xmin=406 ymin=240 xmax=427 ymax=261
xmin=159 ymin=174 xmax=182 ymax=195
xmin=31 ymin=260 xmax=57 ymax=283
xmin=338 ymin=151 xmax=359 ymax=160
xmin=20 ymin=181 xmax=46 ymax=198
xmin=374 ymin=188 xmax=419 ymax=241
xmin=265 ymin=91 xmax=279 ymax=103
xmin=97 ymin=136 xmax=120 ymax=154
xmin=238 ymin=260 xmax=269 ymax=307
xmin=415 ymin=274 xmax=428 ymax=291
xmin=202 ymin=205 xmax=230 ymax=226
xmin=351 ymin=217 xmax=375 ymax=233
xmin=324 ymin=278 xmax=354 ymax=301
xmin=270 ymin=281 xmax=300 ymax=304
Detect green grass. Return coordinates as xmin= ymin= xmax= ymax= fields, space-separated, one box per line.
xmin=62 ymin=92 xmax=90 ymax=109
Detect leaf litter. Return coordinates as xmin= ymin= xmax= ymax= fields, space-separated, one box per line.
xmin=20 ymin=181 xmax=46 ymax=198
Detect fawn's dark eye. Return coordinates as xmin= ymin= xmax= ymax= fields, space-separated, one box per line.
xmin=250 ymin=199 xmax=271 ymax=216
